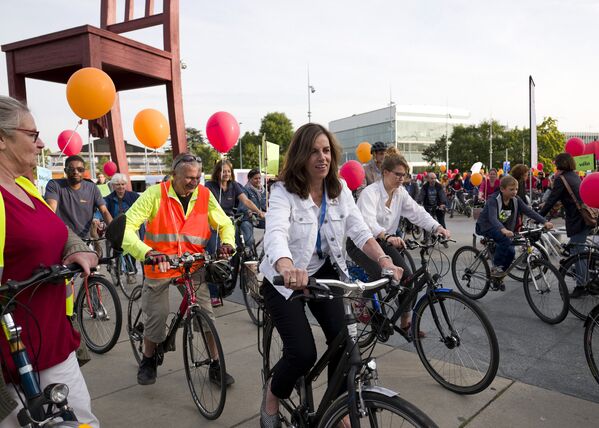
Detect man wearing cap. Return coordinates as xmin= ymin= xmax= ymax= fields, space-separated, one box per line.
xmin=355 ymin=141 xmax=387 ymax=197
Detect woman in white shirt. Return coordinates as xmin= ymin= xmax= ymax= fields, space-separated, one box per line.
xmin=346 ymin=150 xmax=451 ymax=334
xmin=259 ymin=123 xmax=403 ymax=428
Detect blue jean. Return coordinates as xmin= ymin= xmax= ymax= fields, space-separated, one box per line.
xmin=568 ymin=228 xmax=590 ymax=286
xmin=485 ymin=227 xmax=515 ymax=270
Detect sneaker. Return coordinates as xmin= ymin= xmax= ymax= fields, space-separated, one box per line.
xmin=490 ymin=266 xmax=507 ymax=279
xmin=211 ymin=297 xmax=223 ymax=307
xmin=137 ymin=355 xmax=157 ymax=385
xmin=570 ymin=286 xmax=589 ymax=299
xmin=260 ymin=378 xmax=281 ymax=428
xmin=491 ymin=280 xmax=506 ymax=292
xmin=208 ymin=363 xmax=235 ymax=387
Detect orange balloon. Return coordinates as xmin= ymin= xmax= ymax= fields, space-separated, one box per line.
xmin=66 ymin=67 xmax=116 ymax=120
xmin=355 ymin=142 xmax=372 ymax=163
xmin=133 ymin=109 xmax=170 ymax=149
xmin=463 ymin=172 xmax=468 ymax=179
xmin=533 ymin=169 xmax=539 ymax=177
xmin=471 ymin=172 xmax=483 ymax=186
xmin=440 ymin=165 xmax=447 ymax=173
xmin=498 ymin=169 xmax=504 ymax=175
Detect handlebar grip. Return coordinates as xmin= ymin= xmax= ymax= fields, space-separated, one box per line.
xmin=64 ymin=263 xmax=84 ymax=273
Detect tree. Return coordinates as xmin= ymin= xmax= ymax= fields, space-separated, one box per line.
xmin=163 ymin=127 xmax=221 ymax=175
xmin=228 ymin=131 xmax=263 ymax=170
xmin=259 ymin=112 xmax=294 ymax=167
xmin=422 ymin=135 xmax=447 ymax=166
xmin=536 ymin=117 xmax=565 ymax=168
xmin=96 ymin=155 xmax=110 ymax=175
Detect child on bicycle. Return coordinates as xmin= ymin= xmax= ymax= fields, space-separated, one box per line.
xmin=475 ymin=175 xmax=553 ymax=278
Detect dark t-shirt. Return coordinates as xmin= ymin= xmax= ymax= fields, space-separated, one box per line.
xmin=205 ymin=180 xmax=244 ymax=216
xmin=0 ymin=185 xmax=80 ymax=382
xmin=426 ymin=186 xmax=438 ymax=208
xmin=498 ymin=198 xmax=515 ymax=226
xmin=44 ymin=178 xmax=105 ymax=238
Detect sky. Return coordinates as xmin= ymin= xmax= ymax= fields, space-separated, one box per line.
xmin=2 ymin=0 xmax=599 ymax=151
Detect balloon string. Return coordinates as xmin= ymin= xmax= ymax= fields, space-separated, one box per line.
xmin=153 ymin=150 xmax=163 ymax=176
xmin=56 ymin=120 xmax=83 ymax=164
xmin=215 ymin=153 xmax=225 ymax=252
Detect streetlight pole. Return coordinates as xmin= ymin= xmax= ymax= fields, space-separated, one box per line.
xmin=307 ymin=66 xmax=315 ymax=122
xmin=489 ymin=118 xmax=493 ymax=170
xmin=238 ymin=122 xmax=243 ymax=169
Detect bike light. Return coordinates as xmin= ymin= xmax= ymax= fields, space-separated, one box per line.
xmin=44 ymin=383 xmax=69 ymax=404
xmin=367 ymin=359 xmax=377 ymax=371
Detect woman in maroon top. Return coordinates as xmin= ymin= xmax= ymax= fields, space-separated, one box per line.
xmin=0 ymin=96 xmax=99 ymax=427
xmin=479 ymin=168 xmax=501 ymax=200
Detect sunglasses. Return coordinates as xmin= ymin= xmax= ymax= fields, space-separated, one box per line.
xmin=173 ymin=154 xmax=202 ymax=170
xmin=65 ymin=166 xmax=85 ymax=174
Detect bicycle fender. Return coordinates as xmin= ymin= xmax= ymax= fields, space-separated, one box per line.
xmin=361 ymin=385 xmax=399 ymax=398
xmin=434 ymin=288 xmax=453 ymax=293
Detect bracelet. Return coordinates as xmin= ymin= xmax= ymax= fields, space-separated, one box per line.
xmin=377 ymin=255 xmax=392 ymax=264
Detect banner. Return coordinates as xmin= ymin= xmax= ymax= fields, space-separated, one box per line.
xmin=264 ymin=140 xmax=280 ymax=175
xmin=529 ymin=76 xmax=537 ymax=169
xmin=36 ymin=166 xmax=52 ymax=196
xmin=575 ymin=154 xmax=595 ymax=172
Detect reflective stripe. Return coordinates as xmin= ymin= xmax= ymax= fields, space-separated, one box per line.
xmin=144 ymin=232 xmax=209 ymax=247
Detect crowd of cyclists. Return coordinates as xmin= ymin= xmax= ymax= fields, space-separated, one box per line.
xmin=1 ymin=90 xmax=596 ymax=427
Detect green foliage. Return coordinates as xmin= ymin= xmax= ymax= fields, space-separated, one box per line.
xmin=164 ymin=127 xmax=221 ymax=174
xmin=536 ymin=117 xmax=565 ymax=167
xmin=96 ymin=155 xmax=110 ymax=175
xmin=259 ymin=112 xmax=294 ymax=168
xmin=228 ymin=131 xmax=263 ymax=169
xmin=421 ymin=135 xmax=447 ymax=166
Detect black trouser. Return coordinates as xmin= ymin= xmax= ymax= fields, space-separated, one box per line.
xmin=423 ymin=206 xmax=445 ymax=240
xmin=346 ymin=238 xmax=413 ymax=280
xmin=263 ymin=258 xmax=345 ymax=399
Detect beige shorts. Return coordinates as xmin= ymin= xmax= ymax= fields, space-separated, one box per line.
xmin=141 ymin=268 xmax=214 ymax=343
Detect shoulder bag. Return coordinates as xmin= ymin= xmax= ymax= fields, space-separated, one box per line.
xmin=560 ymin=175 xmax=598 ymax=227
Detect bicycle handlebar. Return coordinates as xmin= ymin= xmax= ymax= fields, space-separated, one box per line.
xmin=404 ymin=236 xmax=455 ymax=250
xmin=0 ymin=263 xmax=85 ymax=295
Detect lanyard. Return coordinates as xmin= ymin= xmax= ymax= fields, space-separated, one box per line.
xmin=316 ymin=190 xmax=327 ymax=259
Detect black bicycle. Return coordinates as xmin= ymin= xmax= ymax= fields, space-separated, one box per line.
xmin=584 ymin=303 xmax=599 ymax=384
xmin=559 ymin=242 xmax=599 ymax=320
xmin=0 ymin=264 xmax=90 ymax=427
xmin=127 ymin=252 xmax=228 ymax=420
xmin=260 ymin=274 xmax=438 ymax=427
xmin=353 ymin=236 xmax=499 ymax=394
xmin=452 ymin=226 xmax=569 ymax=324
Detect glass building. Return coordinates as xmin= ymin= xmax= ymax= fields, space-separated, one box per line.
xmin=329 ymin=104 xmax=471 ymax=168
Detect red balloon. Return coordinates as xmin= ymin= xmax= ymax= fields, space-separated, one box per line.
xmin=339 ymin=160 xmax=365 ymax=191
xmin=592 ymin=141 xmax=599 ymax=156
xmin=537 ymin=162 xmax=543 ymax=171
xmin=580 ymin=172 xmax=599 ymax=208
xmin=416 ymin=173 xmax=423 ymax=180
xmin=583 ymin=141 xmax=596 ymax=155
xmin=206 ymin=111 xmax=240 ymax=153
xmin=57 ymin=130 xmax=83 ymax=156
xmin=103 ymin=161 xmax=117 ymax=176
xmin=453 ymin=169 xmax=459 ymax=174
xmin=565 ymin=137 xmax=585 ymax=157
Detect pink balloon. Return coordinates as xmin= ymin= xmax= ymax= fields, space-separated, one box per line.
xmin=416 ymin=173 xmax=423 ymax=180
xmin=565 ymin=137 xmax=585 ymax=157
xmin=206 ymin=111 xmax=240 ymax=153
xmin=583 ymin=141 xmax=596 ymax=155
xmin=580 ymin=172 xmax=599 ymax=208
xmin=103 ymin=161 xmax=117 ymax=176
xmin=339 ymin=160 xmax=365 ymax=191
xmin=57 ymin=130 xmax=83 ymax=156
xmin=453 ymin=169 xmax=459 ymax=174
xmin=537 ymin=162 xmax=543 ymax=171
xmin=592 ymin=141 xmax=599 ymax=156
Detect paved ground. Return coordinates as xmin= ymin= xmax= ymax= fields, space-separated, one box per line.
xmin=80 ymin=213 xmax=599 ymax=427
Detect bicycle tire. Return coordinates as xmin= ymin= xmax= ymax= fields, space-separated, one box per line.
xmin=402 ymin=249 xmax=417 ymax=276
xmin=523 ymin=258 xmax=569 ymax=324
xmin=240 ymin=261 xmax=263 ymax=326
xmin=584 ymin=305 xmax=599 ymax=384
xmin=318 ymin=391 xmax=437 ymax=428
xmin=560 ymin=252 xmax=599 ymax=321
xmin=411 ymin=225 xmax=422 ymax=241
xmin=507 ymin=242 xmax=549 ymax=282
xmin=413 ymin=290 xmax=499 ymax=394
xmin=116 ymin=255 xmax=138 ymax=299
xmin=127 ymin=285 xmax=144 ymax=364
xmin=262 ymin=316 xmax=282 ymax=377
xmin=183 ymin=308 xmax=227 ymax=420
xmin=75 ymin=275 xmax=122 ymax=354
xmin=451 ymin=246 xmax=491 ymax=300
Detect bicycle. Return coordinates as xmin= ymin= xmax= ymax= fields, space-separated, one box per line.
xmin=452 ymin=226 xmax=570 ymax=324
xmin=260 ymin=274 xmax=438 ymax=427
xmin=1 ymin=263 xmax=94 ymax=427
xmin=584 ymin=303 xmax=599 ymax=384
xmin=398 ymin=217 xmax=423 ymax=241
xmin=229 ymin=213 xmax=264 ymax=326
xmin=107 ymin=250 xmax=142 ymax=299
xmin=127 ymin=252 xmax=228 ymax=420
xmin=72 ymin=237 xmax=122 ymax=354
xmin=559 ymin=242 xmax=599 ymax=320
xmin=448 ymin=189 xmax=472 ymax=218
xmin=351 ymin=236 xmax=499 ymax=394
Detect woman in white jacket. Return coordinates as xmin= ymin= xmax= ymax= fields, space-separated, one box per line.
xmin=346 ymin=149 xmax=451 ymax=334
xmin=259 ymin=123 xmax=403 ymax=428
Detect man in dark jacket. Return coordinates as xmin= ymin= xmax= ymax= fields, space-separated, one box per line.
xmin=418 ymin=172 xmax=448 ymax=231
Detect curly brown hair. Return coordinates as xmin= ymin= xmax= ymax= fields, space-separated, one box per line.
xmin=279 ymin=123 xmax=342 ymax=199
xmin=510 ymin=164 xmax=529 ymax=181
xmin=211 ymin=159 xmax=235 ymax=184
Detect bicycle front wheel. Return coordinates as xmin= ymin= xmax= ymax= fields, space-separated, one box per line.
xmin=240 ymin=261 xmax=263 ymax=326
xmin=584 ymin=305 xmax=599 ymax=384
xmin=451 ymin=246 xmax=490 ymax=300
xmin=116 ymin=255 xmax=139 ymax=299
xmin=318 ymin=391 xmax=437 ymax=428
xmin=75 ymin=275 xmax=122 ymax=354
xmin=183 ymin=308 xmax=226 ymax=420
xmin=523 ymin=259 xmax=569 ymax=324
xmin=560 ymin=252 xmax=599 ymax=320
xmin=413 ymin=291 xmax=499 ymax=394
xmin=507 ymin=242 xmax=549 ymax=282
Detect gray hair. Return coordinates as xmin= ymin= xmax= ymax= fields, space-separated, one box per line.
xmin=110 ymin=173 xmax=129 ymax=184
xmin=172 ymin=153 xmax=202 ymax=174
xmin=0 ymin=96 xmax=30 ymax=137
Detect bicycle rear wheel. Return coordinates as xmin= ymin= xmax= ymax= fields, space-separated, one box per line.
xmin=318 ymin=391 xmax=437 ymax=428
xmin=451 ymin=246 xmax=491 ymax=300
xmin=584 ymin=305 xmax=599 ymax=384
xmin=127 ymin=285 xmax=145 ymax=364
xmin=240 ymin=261 xmax=263 ymax=326
xmin=560 ymin=252 xmax=599 ymax=320
xmin=75 ymin=275 xmax=122 ymax=354
xmin=507 ymin=242 xmax=549 ymax=281
xmin=183 ymin=308 xmax=226 ymax=420
xmin=523 ymin=259 xmax=569 ymax=324
xmin=413 ymin=291 xmax=499 ymax=394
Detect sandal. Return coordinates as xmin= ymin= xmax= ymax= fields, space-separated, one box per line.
xmin=399 ymin=322 xmax=426 ymax=339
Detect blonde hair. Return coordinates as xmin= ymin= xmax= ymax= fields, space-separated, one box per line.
xmin=500 ymin=175 xmax=518 ymax=188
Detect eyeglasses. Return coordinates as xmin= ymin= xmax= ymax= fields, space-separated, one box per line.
xmin=173 ymin=154 xmax=202 ymax=170
xmin=388 ymin=171 xmax=407 ymax=178
xmin=65 ymin=166 xmax=85 ymax=174
xmin=9 ymin=128 xmax=40 ymax=143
